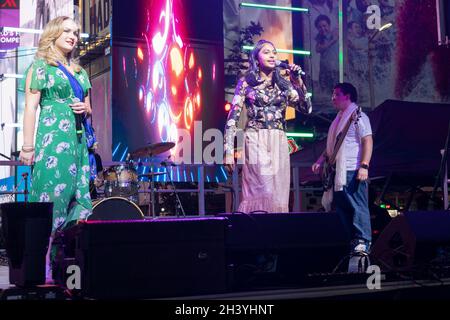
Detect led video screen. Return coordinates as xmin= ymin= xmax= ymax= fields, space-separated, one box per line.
xmin=112 ymin=0 xmax=225 ymax=167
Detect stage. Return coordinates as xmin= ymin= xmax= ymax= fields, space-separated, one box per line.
xmin=1 ymin=212 xmax=450 ymax=301
xmin=2 ymin=264 xmax=450 ymax=300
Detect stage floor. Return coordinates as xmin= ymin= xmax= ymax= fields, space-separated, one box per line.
xmin=2 ymin=264 xmax=450 ymax=300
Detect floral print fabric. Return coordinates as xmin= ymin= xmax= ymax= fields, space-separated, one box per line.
xmin=224 ymin=75 xmax=305 ymax=155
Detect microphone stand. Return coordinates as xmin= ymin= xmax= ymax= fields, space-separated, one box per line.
xmin=161 ymin=161 xmax=185 ymax=217
xmin=23 ymin=172 xmax=29 ymax=203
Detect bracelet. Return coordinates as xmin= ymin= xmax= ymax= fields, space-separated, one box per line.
xmin=360 ymin=163 xmax=369 ymax=169
xmin=22 ymin=146 xmax=35 ymax=152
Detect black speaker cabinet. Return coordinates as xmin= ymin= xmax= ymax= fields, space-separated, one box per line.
xmin=218 ymin=212 xmax=349 ymax=288
xmin=61 ymin=217 xmax=227 ymax=299
xmin=371 ymin=211 xmax=450 ymax=272
xmin=0 ymin=202 xmax=53 ymax=287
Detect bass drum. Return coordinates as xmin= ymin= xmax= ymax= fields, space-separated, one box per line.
xmin=88 ymin=197 xmax=144 ymax=221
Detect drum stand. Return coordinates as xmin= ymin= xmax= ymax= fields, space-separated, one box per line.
xmin=23 ymin=172 xmax=29 ymax=203
xmin=161 ymin=162 xmax=186 ymax=217
xmin=0 ymin=174 xmax=29 ymax=201
xmin=129 ymin=142 xmax=176 ymax=218
xmin=147 ymin=155 xmax=157 ymax=218
xmin=0 ymin=152 xmax=30 ymax=202
xmin=149 ymin=171 xmax=156 ymax=218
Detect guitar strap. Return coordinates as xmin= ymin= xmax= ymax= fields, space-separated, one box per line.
xmin=322 ymin=108 xmax=360 ymax=211
xmin=328 ymin=109 xmax=358 ymax=166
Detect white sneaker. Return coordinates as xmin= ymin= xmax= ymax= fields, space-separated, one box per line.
xmin=353 ymin=243 xmax=367 ymax=252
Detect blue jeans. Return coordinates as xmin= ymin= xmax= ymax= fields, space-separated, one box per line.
xmin=333 ymin=170 xmax=372 ymax=253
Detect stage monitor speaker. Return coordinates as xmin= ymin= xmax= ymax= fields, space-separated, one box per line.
xmin=371 ymin=211 xmax=450 ymax=272
xmin=60 ymin=217 xmax=227 ymax=299
xmin=0 ymin=202 xmax=53 ymax=287
xmin=218 ymin=212 xmax=349 ymax=289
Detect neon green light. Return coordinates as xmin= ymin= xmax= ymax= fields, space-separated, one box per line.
xmin=240 ymin=2 xmax=308 ymax=12
xmin=242 ymin=45 xmax=310 ymax=56
xmin=338 ymin=0 xmax=344 ymax=82
xmin=286 ymin=132 xmax=314 ymax=138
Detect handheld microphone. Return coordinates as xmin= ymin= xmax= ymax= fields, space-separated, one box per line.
xmin=275 ymin=59 xmax=306 ymax=76
xmin=72 ymin=98 xmax=83 ymax=143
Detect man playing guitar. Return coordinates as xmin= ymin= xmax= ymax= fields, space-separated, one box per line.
xmin=312 ymin=82 xmax=373 ymax=273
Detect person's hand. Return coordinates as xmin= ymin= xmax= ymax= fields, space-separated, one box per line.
xmin=288 ymin=64 xmax=305 ymax=86
xmin=19 ymin=150 xmax=34 ymax=166
xmin=69 ymin=102 xmax=91 ymax=115
xmin=289 ymin=64 xmax=303 ymax=74
xmin=312 ymin=162 xmax=322 ymax=174
xmin=357 ymin=167 xmax=368 ymax=181
xmin=94 ymin=176 xmax=104 ymax=188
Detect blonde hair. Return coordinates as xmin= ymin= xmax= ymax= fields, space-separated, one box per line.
xmin=36 ymin=16 xmax=81 ymax=72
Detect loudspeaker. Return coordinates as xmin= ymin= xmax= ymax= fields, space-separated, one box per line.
xmin=60 ymin=217 xmax=227 ymax=299
xmin=371 ymin=211 xmax=450 ymax=272
xmin=0 ymin=202 xmax=53 ymax=287
xmin=218 ymin=212 xmax=349 ymax=289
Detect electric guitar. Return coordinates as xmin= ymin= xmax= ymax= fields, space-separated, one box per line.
xmin=322 ymin=108 xmax=361 ymax=191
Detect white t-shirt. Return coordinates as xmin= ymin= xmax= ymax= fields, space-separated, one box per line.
xmin=343 ymin=112 xmax=372 ymax=171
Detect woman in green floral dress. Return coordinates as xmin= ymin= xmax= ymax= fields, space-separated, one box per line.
xmin=19 ymin=16 xmax=93 ymax=283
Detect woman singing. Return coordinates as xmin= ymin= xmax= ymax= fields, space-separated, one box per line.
xmin=19 ymin=16 xmax=93 ymax=283
xmin=224 ymin=39 xmax=312 ymax=213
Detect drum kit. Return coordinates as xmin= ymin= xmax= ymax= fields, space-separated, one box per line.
xmin=91 ymin=142 xmax=176 ymax=219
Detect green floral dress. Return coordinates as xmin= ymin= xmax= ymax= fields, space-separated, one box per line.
xmin=26 ymin=59 xmax=92 ymax=232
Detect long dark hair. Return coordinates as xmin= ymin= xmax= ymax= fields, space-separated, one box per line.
xmin=244 ymin=39 xmax=292 ymax=92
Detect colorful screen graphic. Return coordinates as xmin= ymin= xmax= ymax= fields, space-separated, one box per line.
xmin=112 ymin=0 xmax=225 ymax=179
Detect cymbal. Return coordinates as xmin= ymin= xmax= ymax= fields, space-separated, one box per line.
xmin=131 ymin=142 xmax=175 ymax=158
xmin=138 ymin=172 xmax=167 ymax=178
